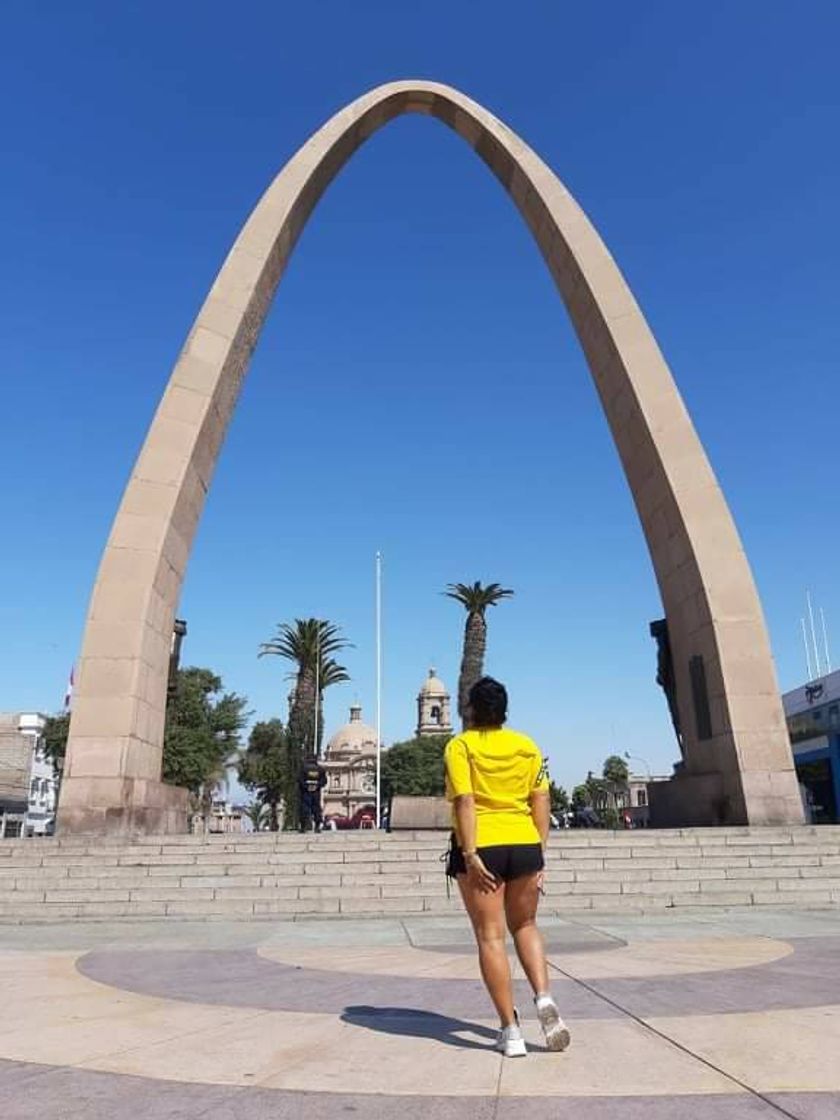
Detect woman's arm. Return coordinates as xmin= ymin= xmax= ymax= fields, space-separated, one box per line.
xmin=453 ymin=794 xmax=498 ymax=892
xmin=531 ymin=789 xmax=551 ymax=848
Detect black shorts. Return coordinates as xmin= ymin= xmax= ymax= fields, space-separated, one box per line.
xmin=446 ymin=837 xmax=544 ymax=883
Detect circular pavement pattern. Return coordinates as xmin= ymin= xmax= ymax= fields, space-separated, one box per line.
xmin=0 ymin=917 xmax=839 ymax=1119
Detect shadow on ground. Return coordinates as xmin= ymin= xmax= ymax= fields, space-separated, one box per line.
xmin=342 ymin=1005 xmax=550 ymax=1053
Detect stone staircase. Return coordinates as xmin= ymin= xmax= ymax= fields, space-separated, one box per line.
xmin=1 ymin=826 xmax=839 ymax=923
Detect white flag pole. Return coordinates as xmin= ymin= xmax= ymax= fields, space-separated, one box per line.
xmin=801 ymin=618 xmax=814 ymax=681
xmin=375 ymin=551 xmax=382 ymax=828
xmin=807 ymin=591 xmax=822 ymax=678
xmin=820 ymin=607 xmax=832 ymax=674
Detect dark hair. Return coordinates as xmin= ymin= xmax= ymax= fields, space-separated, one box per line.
xmin=468 ymin=676 xmax=508 ymax=728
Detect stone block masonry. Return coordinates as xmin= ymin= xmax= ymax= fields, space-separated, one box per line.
xmin=0 ymin=827 xmax=838 ymax=922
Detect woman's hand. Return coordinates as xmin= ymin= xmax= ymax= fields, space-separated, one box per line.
xmin=465 ymin=852 xmax=499 ymax=893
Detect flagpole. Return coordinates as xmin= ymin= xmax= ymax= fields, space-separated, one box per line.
xmin=807 ymin=591 xmax=822 ymax=678
xmin=375 ymin=551 xmax=382 ymax=828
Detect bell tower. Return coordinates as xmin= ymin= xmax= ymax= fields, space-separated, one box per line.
xmin=416 ymin=668 xmax=453 ymax=738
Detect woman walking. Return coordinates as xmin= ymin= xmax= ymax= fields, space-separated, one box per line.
xmin=445 ymin=676 xmax=570 ymax=1058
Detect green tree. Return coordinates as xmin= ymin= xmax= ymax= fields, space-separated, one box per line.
xmin=42 ymin=712 xmax=70 ymax=777
xmin=163 ymin=667 xmax=248 ymax=823
xmin=586 ymin=771 xmax=609 ymax=810
xmin=601 ymin=754 xmax=630 ymax=814
xmin=238 ymin=719 xmax=287 ymax=831
xmin=549 ymin=782 xmax=569 ymax=815
xmin=601 ymin=807 xmax=621 ymax=830
xmin=444 ymin=581 xmax=514 ymax=726
xmin=259 ymin=619 xmax=350 ymax=829
xmin=571 ymin=784 xmax=591 ymax=808
xmin=602 ymin=754 xmax=630 ymax=787
xmin=381 ymin=735 xmax=449 ymax=804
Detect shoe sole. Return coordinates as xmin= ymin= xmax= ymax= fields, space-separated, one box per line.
xmin=538 ymin=1004 xmax=571 ymax=1052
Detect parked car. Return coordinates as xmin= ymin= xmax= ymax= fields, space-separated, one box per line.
xmin=572 ymin=806 xmax=602 ymax=829
xmin=350 ymin=807 xmax=376 ymax=829
xmin=324 ymin=814 xmax=352 ymax=830
xmin=324 ymin=808 xmax=376 ymax=830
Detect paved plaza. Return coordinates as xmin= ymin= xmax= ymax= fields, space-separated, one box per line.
xmin=1 ymin=907 xmax=839 ymax=1118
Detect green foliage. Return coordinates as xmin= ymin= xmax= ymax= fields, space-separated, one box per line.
xmin=602 ymin=754 xmax=630 ymax=787
xmin=382 ymin=735 xmax=449 ymax=804
xmin=549 ymin=782 xmax=569 ymax=814
xmin=571 ymin=783 xmax=591 ymax=808
xmin=443 ymin=582 xmax=515 ymax=618
xmin=259 ymin=618 xmax=351 ymax=829
xmin=163 ymin=667 xmax=248 ymax=801
xmin=585 ymin=771 xmax=609 ymax=807
xmin=42 ymin=712 xmax=70 ymax=776
xmin=238 ymin=719 xmax=287 ymax=831
xmin=444 ymin=581 xmax=514 ymax=725
xmin=600 ymin=807 xmax=621 ymax=830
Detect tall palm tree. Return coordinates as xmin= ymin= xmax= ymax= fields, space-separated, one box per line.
xmin=444 ymin=582 xmax=514 ymax=727
xmin=259 ymin=619 xmax=351 ymax=828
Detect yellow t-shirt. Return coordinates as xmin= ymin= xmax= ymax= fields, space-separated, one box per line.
xmin=444 ymin=728 xmax=549 ymax=848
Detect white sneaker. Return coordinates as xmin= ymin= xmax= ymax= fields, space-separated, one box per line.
xmin=535 ymin=994 xmax=571 ymax=1052
xmin=494 ymin=1009 xmax=527 ymax=1057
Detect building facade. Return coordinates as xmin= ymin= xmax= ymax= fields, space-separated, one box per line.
xmin=416 ymin=668 xmax=453 ymax=738
xmin=783 ymin=669 xmax=840 ymax=824
xmin=322 ymin=705 xmax=377 ymax=821
xmin=0 ymin=713 xmax=57 ymax=838
xmin=588 ymin=770 xmax=671 ymax=827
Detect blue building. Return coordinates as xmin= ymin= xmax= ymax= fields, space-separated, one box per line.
xmin=783 ymin=669 xmax=840 ymax=824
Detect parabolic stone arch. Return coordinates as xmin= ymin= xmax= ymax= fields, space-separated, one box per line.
xmin=58 ymin=80 xmax=803 ymax=835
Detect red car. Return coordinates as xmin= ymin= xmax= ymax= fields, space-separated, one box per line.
xmin=324 ymin=808 xmax=376 ymax=830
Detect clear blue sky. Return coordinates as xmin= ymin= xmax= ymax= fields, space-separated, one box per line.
xmin=1 ymin=1 xmax=838 ymax=792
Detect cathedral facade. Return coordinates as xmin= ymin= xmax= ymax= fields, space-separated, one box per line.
xmin=321 ymin=704 xmax=378 ymax=821
xmin=321 ymin=670 xmax=453 ymax=821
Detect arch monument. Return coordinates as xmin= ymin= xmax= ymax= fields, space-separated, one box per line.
xmin=57 ymin=81 xmax=803 ymax=834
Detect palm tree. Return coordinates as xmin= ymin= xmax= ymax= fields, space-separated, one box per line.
xmin=602 ymin=754 xmax=630 ymax=812
xmin=244 ymin=801 xmax=268 ymax=832
xmin=445 ymin=582 xmax=514 ymax=726
xmin=259 ymin=619 xmax=351 ymax=828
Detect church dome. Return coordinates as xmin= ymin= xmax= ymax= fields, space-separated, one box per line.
xmin=419 ymin=667 xmax=447 ymax=696
xmin=326 ymin=704 xmax=377 ymax=758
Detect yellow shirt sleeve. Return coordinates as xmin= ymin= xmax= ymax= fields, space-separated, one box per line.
xmin=444 ymin=737 xmax=473 ymax=800
xmin=530 ymin=746 xmax=550 ymax=793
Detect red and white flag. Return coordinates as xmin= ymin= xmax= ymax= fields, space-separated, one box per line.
xmin=64 ymin=666 xmax=75 ymax=711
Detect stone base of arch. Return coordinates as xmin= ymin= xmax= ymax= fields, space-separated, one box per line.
xmin=57 ymin=776 xmax=189 ymax=837
xmin=648 ymin=769 xmax=804 ymax=829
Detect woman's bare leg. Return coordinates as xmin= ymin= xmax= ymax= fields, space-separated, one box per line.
xmin=457 ymin=876 xmax=516 ymax=1025
xmin=504 ymin=873 xmax=550 ymax=996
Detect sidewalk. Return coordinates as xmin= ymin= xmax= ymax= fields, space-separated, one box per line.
xmin=0 ymin=907 xmax=838 ymax=1118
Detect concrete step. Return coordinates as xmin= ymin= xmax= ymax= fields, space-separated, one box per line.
xmin=0 ymin=826 xmax=838 ymax=921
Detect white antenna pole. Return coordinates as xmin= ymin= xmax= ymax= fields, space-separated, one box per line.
xmin=375 ymin=552 xmax=382 ymax=828
xmin=801 ymin=618 xmax=814 ymax=681
xmin=807 ymin=591 xmax=822 ymax=678
xmin=820 ymin=607 xmax=832 ymax=673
